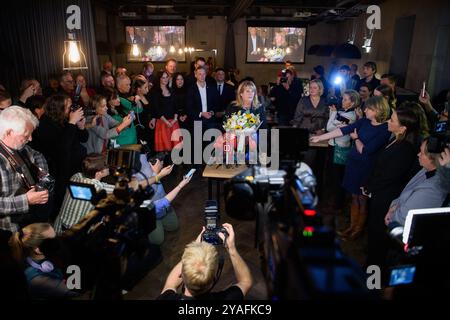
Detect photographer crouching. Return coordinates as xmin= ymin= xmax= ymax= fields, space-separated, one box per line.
xmin=0 ymin=106 xmax=52 ymax=233
xmin=158 ymin=223 xmax=253 ymax=300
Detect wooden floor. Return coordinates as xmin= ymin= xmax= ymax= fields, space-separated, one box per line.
xmin=124 ymin=166 xmax=367 ymax=300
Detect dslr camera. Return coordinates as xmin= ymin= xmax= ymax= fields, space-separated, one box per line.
xmin=34 ymin=167 xmax=55 ymax=192
xmin=202 ymin=200 xmax=228 ymax=245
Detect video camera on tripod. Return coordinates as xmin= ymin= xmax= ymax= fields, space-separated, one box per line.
xmin=224 ymin=127 xmax=371 ymax=299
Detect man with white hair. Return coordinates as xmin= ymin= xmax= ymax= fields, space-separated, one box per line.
xmin=0 ymin=106 xmax=50 ymax=232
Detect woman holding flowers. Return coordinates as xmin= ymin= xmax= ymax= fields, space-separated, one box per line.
xmin=225 ymin=80 xmax=266 ymax=130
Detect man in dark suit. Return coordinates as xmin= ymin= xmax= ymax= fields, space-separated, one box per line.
xmin=214 ymin=68 xmax=236 ymax=124
xmin=186 ymin=66 xmax=219 ymax=165
xmin=247 ymin=27 xmax=265 ymax=62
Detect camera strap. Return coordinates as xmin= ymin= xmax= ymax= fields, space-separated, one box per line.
xmin=0 ymin=141 xmax=37 ymax=189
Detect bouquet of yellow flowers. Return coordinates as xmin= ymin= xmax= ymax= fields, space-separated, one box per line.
xmin=223 ymin=110 xmax=261 ymax=132
xmin=263 ymin=47 xmax=286 ymax=62
xmin=211 ymin=111 xmax=261 ymax=162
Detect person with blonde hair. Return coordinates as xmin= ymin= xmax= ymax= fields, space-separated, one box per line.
xmin=311 ymin=96 xmax=391 ymax=240
xmin=225 ymin=80 xmax=266 ymax=129
xmin=158 ymin=223 xmax=252 ymax=299
xmin=9 ymin=223 xmax=77 ymax=299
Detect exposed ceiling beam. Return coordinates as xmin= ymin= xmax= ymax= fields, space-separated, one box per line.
xmin=228 ymin=0 xmax=254 ymax=22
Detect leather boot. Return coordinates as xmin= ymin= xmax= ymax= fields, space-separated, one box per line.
xmin=336 ymin=202 xmax=359 ymax=238
xmin=348 ymin=208 xmax=367 ymax=240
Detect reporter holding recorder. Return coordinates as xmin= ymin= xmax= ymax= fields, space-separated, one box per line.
xmin=83 ymin=94 xmax=133 ymax=154
xmin=158 ymin=223 xmax=253 ymax=300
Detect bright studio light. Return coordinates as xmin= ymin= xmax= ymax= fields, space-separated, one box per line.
xmin=334 ymin=76 xmax=343 ymax=85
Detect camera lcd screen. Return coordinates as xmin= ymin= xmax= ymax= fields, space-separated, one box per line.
xmin=435 ymin=121 xmax=447 ymax=133
xmin=68 ymin=182 xmax=96 ymax=201
xmin=206 ymin=217 xmax=216 ymax=228
xmin=389 ymin=265 xmax=416 ymax=286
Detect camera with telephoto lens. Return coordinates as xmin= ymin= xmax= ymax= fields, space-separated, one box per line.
xmin=202 ymin=200 xmax=228 ymax=245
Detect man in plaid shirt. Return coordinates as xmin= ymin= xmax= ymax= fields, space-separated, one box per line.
xmin=0 ymin=106 xmax=49 ymax=232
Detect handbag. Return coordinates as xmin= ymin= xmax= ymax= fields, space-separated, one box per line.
xmin=333 ymin=141 xmax=351 ymax=165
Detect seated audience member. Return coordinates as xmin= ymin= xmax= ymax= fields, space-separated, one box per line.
xmin=0 ymin=91 xmax=12 ymax=112
xmin=25 ymin=95 xmax=46 ymax=119
xmin=158 ymin=223 xmax=253 ymax=300
xmin=0 ymin=106 xmax=50 ymax=232
xmin=83 ymin=94 xmax=132 ymax=154
xmin=384 ymin=138 xmax=447 ymax=227
xmin=9 ymin=223 xmax=77 ymax=299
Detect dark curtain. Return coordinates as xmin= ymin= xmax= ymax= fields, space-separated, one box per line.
xmin=224 ymin=22 xmax=236 ymax=71
xmin=0 ymin=0 xmax=99 ymax=96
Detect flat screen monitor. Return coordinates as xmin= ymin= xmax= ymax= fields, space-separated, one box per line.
xmin=125 ymin=25 xmax=186 ymax=62
xmin=402 ymin=207 xmax=450 ymax=245
xmin=246 ymin=26 xmax=306 ymax=63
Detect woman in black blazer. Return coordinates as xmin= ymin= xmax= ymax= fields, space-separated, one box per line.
xmin=363 ymin=105 xmax=420 ymax=269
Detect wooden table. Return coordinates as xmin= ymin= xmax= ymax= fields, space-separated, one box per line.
xmin=202 ymin=164 xmax=249 ymax=210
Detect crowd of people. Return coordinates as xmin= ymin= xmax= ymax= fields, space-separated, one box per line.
xmin=0 ymin=56 xmax=449 ymax=300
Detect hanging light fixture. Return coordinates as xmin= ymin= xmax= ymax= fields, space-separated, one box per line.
xmin=130 ymin=39 xmax=141 ymax=58
xmin=63 ymin=5 xmax=87 ymax=70
xmin=63 ymin=33 xmax=88 ymax=70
